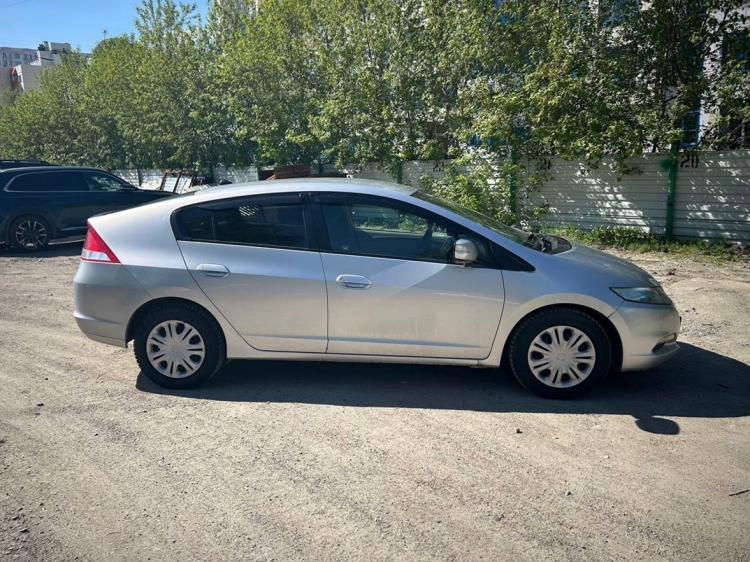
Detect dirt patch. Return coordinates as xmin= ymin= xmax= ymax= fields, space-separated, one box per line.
xmin=0 ymin=242 xmax=748 ymax=562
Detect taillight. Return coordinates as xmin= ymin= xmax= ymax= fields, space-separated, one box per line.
xmin=81 ymin=222 xmax=120 ymax=263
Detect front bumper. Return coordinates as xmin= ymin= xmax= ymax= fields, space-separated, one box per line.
xmin=609 ymin=301 xmax=681 ymax=371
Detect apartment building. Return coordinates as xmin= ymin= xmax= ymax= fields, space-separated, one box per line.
xmin=0 ymin=41 xmax=84 ymax=103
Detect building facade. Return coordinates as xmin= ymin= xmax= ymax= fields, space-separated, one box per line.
xmin=0 ymin=41 xmax=86 ymax=104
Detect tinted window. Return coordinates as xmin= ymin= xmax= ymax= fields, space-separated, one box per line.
xmin=179 ymin=207 xmax=214 ymax=240
xmin=177 ymin=200 xmax=309 ymax=249
xmin=215 ymin=203 xmax=307 ymax=248
xmin=321 ymin=200 xmax=492 ymax=264
xmin=7 ymin=171 xmax=86 ymax=192
xmin=85 ymin=172 xmax=127 ymax=191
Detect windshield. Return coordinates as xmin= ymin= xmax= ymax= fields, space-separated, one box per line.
xmin=413 ymin=191 xmax=534 ymax=247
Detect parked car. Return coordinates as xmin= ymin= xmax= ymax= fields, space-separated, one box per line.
xmin=72 ymin=179 xmax=680 ymax=399
xmin=0 ymin=166 xmax=174 ymax=252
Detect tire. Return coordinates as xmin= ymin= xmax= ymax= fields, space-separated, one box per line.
xmin=9 ymin=215 xmax=51 ymax=252
xmin=508 ymin=308 xmax=612 ymax=399
xmin=134 ymin=303 xmax=226 ymax=390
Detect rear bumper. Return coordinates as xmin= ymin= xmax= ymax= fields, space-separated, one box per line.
xmin=77 ymin=330 xmax=128 ymax=348
xmin=609 ymin=301 xmax=681 ymax=371
xmin=73 ymin=261 xmax=151 ymax=347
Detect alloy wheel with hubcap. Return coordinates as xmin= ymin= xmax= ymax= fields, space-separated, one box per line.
xmin=509 ymin=308 xmax=612 ymax=399
xmin=11 ymin=217 xmax=49 ymax=251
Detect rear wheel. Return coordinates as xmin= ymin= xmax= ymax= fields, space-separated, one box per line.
xmin=508 ymin=308 xmax=612 ymax=399
xmin=134 ymin=303 xmax=226 ymax=389
xmin=9 ymin=215 xmax=51 ymax=252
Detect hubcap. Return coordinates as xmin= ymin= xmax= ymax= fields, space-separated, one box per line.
xmin=146 ymin=320 xmax=206 ymax=379
xmin=15 ymin=220 xmax=48 ymax=249
xmin=527 ymin=325 xmax=596 ymax=388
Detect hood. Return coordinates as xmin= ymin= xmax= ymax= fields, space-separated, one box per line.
xmin=554 ymin=241 xmax=659 ymax=287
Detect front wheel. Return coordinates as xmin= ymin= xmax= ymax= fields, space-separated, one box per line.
xmin=134 ymin=303 xmax=226 ymax=389
xmin=9 ymin=216 xmax=51 ymax=252
xmin=508 ymin=308 xmax=612 ymax=399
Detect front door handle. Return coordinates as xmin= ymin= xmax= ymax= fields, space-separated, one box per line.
xmin=196 ymin=263 xmax=230 ymax=278
xmin=336 ymin=274 xmax=372 ymax=290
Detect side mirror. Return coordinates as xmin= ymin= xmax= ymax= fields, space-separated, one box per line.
xmin=454 ymin=239 xmax=478 ymax=264
xmin=120 ymin=184 xmax=138 ymax=191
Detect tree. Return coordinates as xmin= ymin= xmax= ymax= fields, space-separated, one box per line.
xmin=0 ymin=0 xmax=746 ymax=220
xmin=0 ymin=90 xmax=48 ymax=161
xmin=0 ymin=53 xmax=91 ymax=165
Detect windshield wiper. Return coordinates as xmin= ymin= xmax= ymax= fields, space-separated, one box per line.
xmin=528 ymin=233 xmax=552 ymax=253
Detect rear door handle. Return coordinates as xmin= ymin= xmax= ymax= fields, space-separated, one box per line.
xmin=336 ymin=274 xmax=372 ymax=290
xmin=195 ymin=263 xmax=230 ymax=278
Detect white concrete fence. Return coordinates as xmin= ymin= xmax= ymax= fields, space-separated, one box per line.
xmin=113 ymin=150 xmax=750 ymax=242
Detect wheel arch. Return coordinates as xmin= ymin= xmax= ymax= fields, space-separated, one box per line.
xmin=500 ymin=303 xmax=623 ymax=372
xmin=4 ymin=208 xmax=58 ymax=243
xmin=126 ymin=296 xmax=228 ymax=347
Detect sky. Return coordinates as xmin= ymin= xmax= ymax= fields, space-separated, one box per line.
xmin=0 ymin=0 xmax=209 ymax=52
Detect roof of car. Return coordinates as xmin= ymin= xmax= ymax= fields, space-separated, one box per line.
xmin=0 ymin=159 xmax=54 ymax=169
xmin=0 ymin=165 xmax=109 ymax=175
xmin=188 ymin=178 xmax=418 ymax=201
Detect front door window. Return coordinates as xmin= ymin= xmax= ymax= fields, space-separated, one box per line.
xmin=319 ymin=198 xmax=492 ymax=265
xmin=84 ymin=172 xmax=128 ymax=192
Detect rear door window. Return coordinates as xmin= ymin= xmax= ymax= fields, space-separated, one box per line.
xmin=6 ymin=171 xmax=87 ymax=192
xmin=214 ymin=203 xmax=307 ymax=248
xmin=179 ymin=207 xmax=214 ymax=241
xmin=176 ymin=195 xmax=309 ymax=250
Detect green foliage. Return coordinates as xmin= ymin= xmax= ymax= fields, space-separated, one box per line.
xmin=418 ymin=151 xmax=551 ymax=226
xmin=419 ymin=154 xmax=515 ymax=224
xmin=0 ymin=0 xmax=251 ymax=169
xmin=567 ymin=226 xmax=660 ymax=248
xmin=0 ymin=0 xmax=747 ymax=205
xmin=544 ymin=225 xmax=746 ymax=261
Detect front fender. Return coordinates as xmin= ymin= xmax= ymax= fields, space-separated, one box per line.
xmin=481 ymin=270 xmax=623 ymax=367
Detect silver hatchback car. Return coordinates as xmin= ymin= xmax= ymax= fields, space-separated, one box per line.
xmin=73 ymin=179 xmax=680 ymax=399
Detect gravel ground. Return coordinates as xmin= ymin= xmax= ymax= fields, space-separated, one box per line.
xmin=1 ymin=242 xmax=749 ymax=562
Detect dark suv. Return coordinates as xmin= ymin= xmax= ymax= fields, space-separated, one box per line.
xmin=0 ymin=167 xmax=173 ymax=252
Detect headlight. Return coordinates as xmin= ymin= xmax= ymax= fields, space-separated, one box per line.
xmin=611 ymin=286 xmax=673 ymax=305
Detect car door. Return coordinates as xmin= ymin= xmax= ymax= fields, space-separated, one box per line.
xmin=312 ymin=193 xmax=506 ymax=359
xmin=175 ymin=193 xmax=328 ymax=353
xmin=4 ymin=170 xmax=91 ymax=237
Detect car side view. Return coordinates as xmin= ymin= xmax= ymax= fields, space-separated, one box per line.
xmin=72 ymin=179 xmax=680 ymax=399
xmin=0 ymin=166 xmax=173 ymax=252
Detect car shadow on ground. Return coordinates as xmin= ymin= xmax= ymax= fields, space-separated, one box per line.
xmin=0 ymin=240 xmax=83 ymax=258
xmin=136 ymin=342 xmax=750 ymax=435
